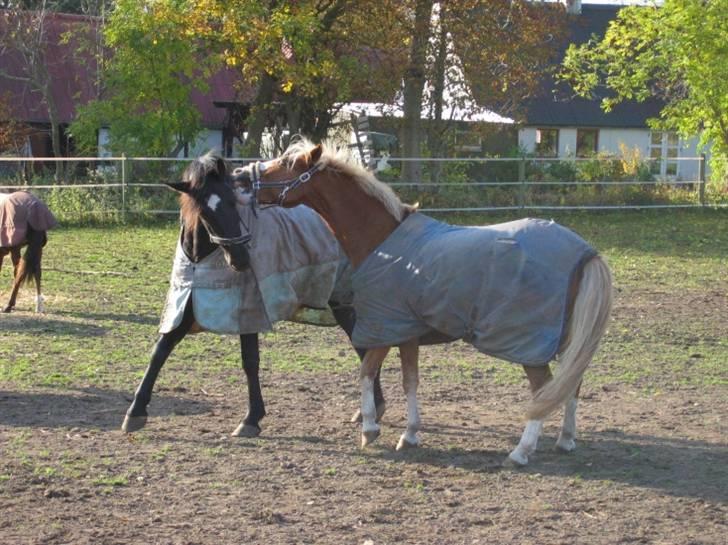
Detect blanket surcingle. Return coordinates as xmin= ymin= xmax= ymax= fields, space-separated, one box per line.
xmin=159 ymin=204 xmax=350 ymax=335
xmin=351 ymin=214 xmax=597 ymax=366
xmin=0 ymin=191 xmax=58 ymax=248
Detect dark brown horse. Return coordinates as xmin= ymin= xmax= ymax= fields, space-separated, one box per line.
xmin=0 ymin=191 xmax=57 ymax=313
xmin=233 ymin=139 xmax=613 ymax=467
xmin=122 ymin=151 xmax=384 ymax=437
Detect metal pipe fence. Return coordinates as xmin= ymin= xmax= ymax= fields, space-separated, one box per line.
xmin=0 ymin=155 xmax=726 ymax=220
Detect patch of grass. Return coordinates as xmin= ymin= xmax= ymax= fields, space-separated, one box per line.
xmin=0 ymin=210 xmax=726 ymax=394
xmin=92 ymin=474 xmax=129 ymax=487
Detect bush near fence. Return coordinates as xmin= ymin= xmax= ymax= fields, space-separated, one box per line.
xmin=1 ymin=154 xmax=726 ymax=224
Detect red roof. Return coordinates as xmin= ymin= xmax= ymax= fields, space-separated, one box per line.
xmin=0 ymin=11 xmax=244 ymax=128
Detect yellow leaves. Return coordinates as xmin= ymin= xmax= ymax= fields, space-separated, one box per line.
xmin=281 ymin=81 xmax=294 ymax=93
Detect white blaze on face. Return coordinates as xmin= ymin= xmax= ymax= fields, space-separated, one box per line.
xmin=206 ymin=193 xmax=222 ymax=211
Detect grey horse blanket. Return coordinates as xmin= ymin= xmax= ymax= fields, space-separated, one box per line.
xmin=0 ymin=191 xmax=58 ymax=247
xmin=159 ymin=203 xmax=350 ymax=335
xmin=351 ymin=214 xmax=596 ymax=366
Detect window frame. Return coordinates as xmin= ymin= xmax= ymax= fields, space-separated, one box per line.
xmin=534 ymin=128 xmax=559 ymax=158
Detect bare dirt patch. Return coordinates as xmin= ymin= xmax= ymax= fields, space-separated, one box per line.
xmin=1 ymin=368 xmax=726 ymax=545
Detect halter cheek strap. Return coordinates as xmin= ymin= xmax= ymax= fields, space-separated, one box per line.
xmin=250 ymin=160 xmax=321 ymax=207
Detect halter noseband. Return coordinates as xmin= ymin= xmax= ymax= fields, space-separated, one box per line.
xmin=249 ymin=160 xmax=321 ymax=208
xmin=208 ymin=231 xmax=251 ymax=247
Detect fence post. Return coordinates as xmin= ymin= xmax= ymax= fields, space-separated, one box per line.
xmin=518 ymin=156 xmax=526 ymax=209
xmin=698 ymin=153 xmax=706 ymax=207
xmin=121 ymin=154 xmax=127 ymax=223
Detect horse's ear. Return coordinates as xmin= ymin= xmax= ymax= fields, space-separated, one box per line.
xmin=216 ymin=157 xmax=227 ymax=178
xmin=166 ymin=181 xmax=191 ymax=194
xmin=309 ymin=144 xmax=323 ymax=165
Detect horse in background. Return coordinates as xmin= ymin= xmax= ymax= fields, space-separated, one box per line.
xmin=122 ymin=151 xmax=385 ymax=437
xmin=0 ymin=191 xmax=58 ymax=313
xmin=233 ymin=138 xmax=613 ymax=467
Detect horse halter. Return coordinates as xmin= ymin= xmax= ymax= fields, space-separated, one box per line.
xmin=248 ymin=160 xmax=322 ymax=208
xmin=207 ymin=231 xmax=251 ymax=248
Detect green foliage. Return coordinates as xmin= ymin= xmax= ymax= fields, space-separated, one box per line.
xmin=560 ymin=0 xmax=728 ymax=178
xmin=70 ymin=0 xmax=214 ymax=157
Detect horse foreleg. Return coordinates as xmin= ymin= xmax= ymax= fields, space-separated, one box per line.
xmin=232 ymin=333 xmax=265 ymax=438
xmin=396 ymin=339 xmax=421 ymax=450
xmin=360 ymin=346 xmax=390 ymax=447
xmin=555 ymin=380 xmax=582 ymax=453
xmin=122 ymin=302 xmax=195 ymax=432
xmin=506 ymin=365 xmax=552 ymax=467
xmin=330 ymin=303 xmax=386 ymax=422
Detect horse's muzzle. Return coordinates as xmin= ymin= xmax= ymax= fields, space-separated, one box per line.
xmin=224 ymin=245 xmax=251 ymax=272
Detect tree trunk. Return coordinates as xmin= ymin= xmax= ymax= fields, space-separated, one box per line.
xmin=241 ymin=73 xmax=276 ymax=158
xmin=400 ymin=0 xmax=433 ymax=186
xmin=428 ymin=13 xmax=448 ymax=186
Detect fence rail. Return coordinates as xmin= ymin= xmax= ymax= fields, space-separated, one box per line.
xmin=1 ymin=155 xmax=726 ymax=218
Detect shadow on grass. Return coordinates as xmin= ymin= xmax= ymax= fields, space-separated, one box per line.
xmin=0 ymin=315 xmax=107 ymax=336
xmin=0 ymin=387 xmax=211 ymax=431
xmin=52 ymin=309 xmax=159 ymax=326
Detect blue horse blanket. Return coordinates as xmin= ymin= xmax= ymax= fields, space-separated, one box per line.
xmin=351 ymin=214 xmax=596 ymax=366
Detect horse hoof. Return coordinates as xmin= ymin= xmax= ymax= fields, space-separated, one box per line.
xmin=361 ymin=429 xmax=380 ymax=448
xmin=121 ymin=414 xmax=147 ymax=433
xmin=232 ymin=423 xmax=261 ymax=438
xmin=2 ymin=306 xmax=12 ymax=313
xmin=502 ymin=453 xmax=528 ymax=468
xmin=555 ymin=438 xmax=576 ymax=453
xmin=396 ymin=437 xmax=419 ymax=451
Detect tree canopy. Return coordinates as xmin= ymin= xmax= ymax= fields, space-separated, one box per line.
xmin=71 ymin=0 xmax=213 ymax=157
xmin=560 ymin=0 xmax=728 ymax=177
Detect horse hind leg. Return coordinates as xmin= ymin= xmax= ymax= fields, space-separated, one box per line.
xmin=2 ymin=248 xmax=24 ymax=313
xmin=32 ymin=246 xmax=44 ymax=313
xmin=555 ymin=380 xmax=582 ymax=453
xmin=505 ymin=365 xmax=552 ymax=467
xmin=396 ymin=339 xmax=421 ymax=450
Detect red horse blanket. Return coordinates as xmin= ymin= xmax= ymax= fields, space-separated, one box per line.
xmin=0 ymin=191 xmax=58 ymax=247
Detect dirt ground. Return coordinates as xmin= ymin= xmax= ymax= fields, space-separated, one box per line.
xmin=1 ymin=361 xmax=726 ymax=545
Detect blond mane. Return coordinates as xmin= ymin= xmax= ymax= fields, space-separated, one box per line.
xmin=282 ymin=137 xmax=409 ymax=222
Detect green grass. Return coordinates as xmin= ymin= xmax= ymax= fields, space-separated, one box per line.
xmin=0 ymin=210 xmax=726 ymax=392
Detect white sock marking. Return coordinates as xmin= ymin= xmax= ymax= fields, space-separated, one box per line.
xmin=361 ymin=377 xmax=379 ymax=433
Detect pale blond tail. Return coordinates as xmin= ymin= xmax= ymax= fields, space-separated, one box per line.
xmin=527 ymin=256 xmax=613 ymax=420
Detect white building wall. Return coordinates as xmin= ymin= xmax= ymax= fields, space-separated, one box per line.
xmin=519 ymin=127 xmax=704 ymax=181
xmin=96 ymin=128 xmax=224 ymax=158
xmin=188 ymin=129 xmax=224 ymax=158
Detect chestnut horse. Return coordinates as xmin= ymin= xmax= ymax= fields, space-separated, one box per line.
xmin=232 ymin=139 xmax=613 ymax=466
xmin=0 ymin=191 xmax=57 ymax=313
xmin=122 ymin=152 xmax=384 ymax=437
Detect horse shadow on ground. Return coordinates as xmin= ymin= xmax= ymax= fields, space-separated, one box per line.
xmin=365 ymin=422 xmax=728 ymax=504
xmin=51 ymin=309 xmax=159 ymax=327
xmin=0 ymin=315 xmax=107 ymax=336
xmin=0 ymin=388 xmax=212 ymax=431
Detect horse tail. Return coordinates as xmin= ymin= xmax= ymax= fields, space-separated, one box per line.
xmin=527 ymin=255 xmax=613 ymax=420
xmin=17 ymin=228 xmax=47 ymax=286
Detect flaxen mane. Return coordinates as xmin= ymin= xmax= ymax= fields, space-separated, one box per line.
xmin=282 ymin=138 xmax=413 ymax=222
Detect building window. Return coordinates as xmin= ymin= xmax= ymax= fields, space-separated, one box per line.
xmin=650 ymin=131 xmax=679 ymax=178
xmin=535 ymin=128 xmax=559 ymax=157
xmin=576 ymin=129 xmax=599 ymax=157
